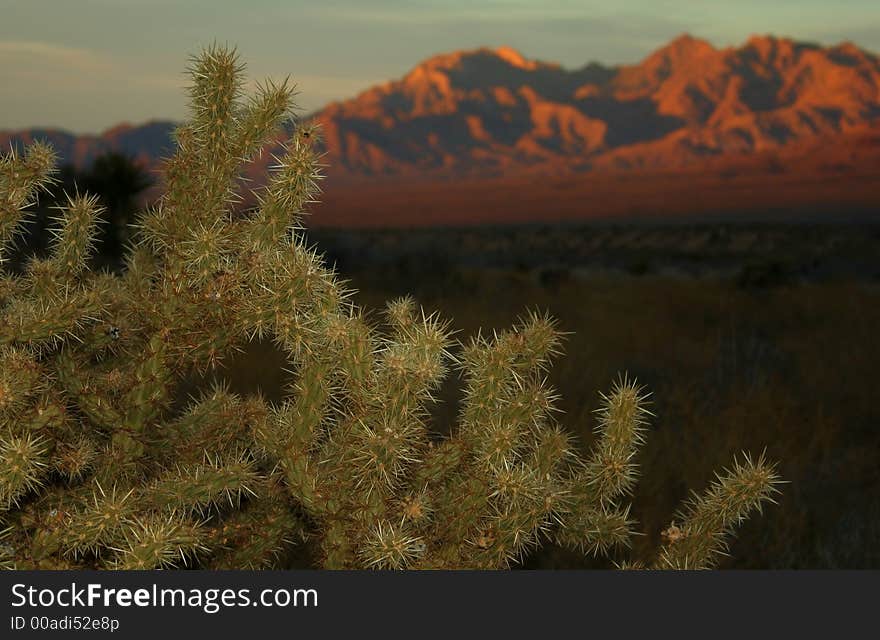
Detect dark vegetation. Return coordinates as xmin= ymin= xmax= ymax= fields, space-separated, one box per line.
xmin=26 ymin=154 xmax=880 ymax=568
xmin=237 ymin=222 xmax=880 ymax=569
xmin=7 ymin=152 xmax=151 ymax=273
xmin=209 ymin=221 xmax=880 ymax=568
xmin=350 ymin=268 xmax=879 ymax=568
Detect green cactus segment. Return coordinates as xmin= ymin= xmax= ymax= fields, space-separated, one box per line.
xmin=0 ymin=347 xmax=44 ymax=423
xmin=0 ymin=45 xmax=782 ymax=570
xmin=206 ymin=487 xmax=307 ymax=569
xmin=0 ymin=142 xmax=57 ymax=262
xmin=653 ymin=453 xmax=782 ymax=569
xmin=111 ymin=513 xmax=207 ymax=570
xmin=48 ymin=194 xmax=104 ymax=280
xmin=62 ymin=483 xmax=137 ymax=557
xmin=146 ymin=454 xmax=261 ymax=515
xmin=581 ymin=376 xmax=651 ymax=507
xmin=0 ymin=433 xmax=49 ymax=510
xmin=248 ymin=130 xmax=323 ymax=252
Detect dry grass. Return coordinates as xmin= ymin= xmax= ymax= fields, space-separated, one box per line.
xmin=336 ymin=269 xmax=879 ymax=568
xmin=196 ymin=222 xmax=880 ymax=568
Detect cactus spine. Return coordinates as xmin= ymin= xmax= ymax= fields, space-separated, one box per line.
xmin=0 ymin=45 xmax=781 ymax=570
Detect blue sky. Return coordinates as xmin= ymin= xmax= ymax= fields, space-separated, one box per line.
xmin=2 ymin=0 xmax=878 ymax=132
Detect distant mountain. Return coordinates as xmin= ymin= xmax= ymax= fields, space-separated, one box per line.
xmin=315 ymin=34 xmax=880 ymax=176
xmin=3 ymin=34 xmax=879 ymax=179
xmin=1 ymin=121 xmax=176 ymax=170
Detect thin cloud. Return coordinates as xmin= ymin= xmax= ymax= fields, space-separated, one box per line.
xmin=304 ymin=3 xmax=603 ymax=26
xmin=0 ymin=40 xmax=115 ymax=72
xmin=803 ymin=24 xmax=880 ymax=52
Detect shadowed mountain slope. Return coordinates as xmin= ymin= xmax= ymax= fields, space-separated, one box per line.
xmin=311 ymin=34 xmax=880 ymax=176
xmin=3 ymin=34 xmax=878 ymax=180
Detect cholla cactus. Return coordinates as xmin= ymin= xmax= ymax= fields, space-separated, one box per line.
xmin=0 ymin=45 xmax=781 ymax=570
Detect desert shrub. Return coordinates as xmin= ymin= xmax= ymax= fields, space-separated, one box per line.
xmin=0 ymin=45 xmax=780 ymax=570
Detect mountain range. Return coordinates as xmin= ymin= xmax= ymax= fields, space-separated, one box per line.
xmin=2 ymin=33 xmax=879 ymax=225
xmin=315 ymin=34 xmax=880 ymax=177
xmin=4 ymin=34 xmax=879 ymax=179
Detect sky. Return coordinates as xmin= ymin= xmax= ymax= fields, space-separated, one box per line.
xmin=2 ymin=0 xmax=879 ymax=133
